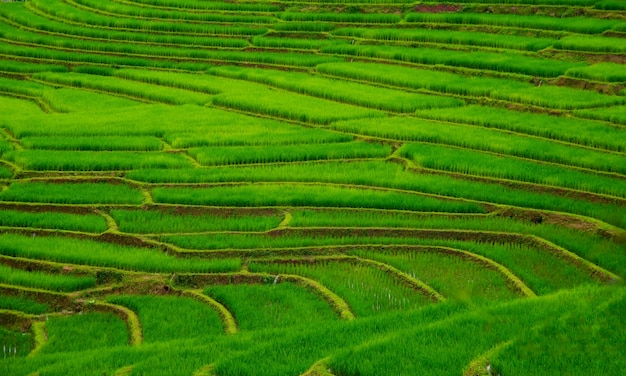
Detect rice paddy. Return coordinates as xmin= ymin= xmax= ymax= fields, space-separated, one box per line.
xmin=0 ymin=0 xmax=624 ymax=374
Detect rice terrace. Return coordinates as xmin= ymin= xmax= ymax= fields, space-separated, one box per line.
xmin=0 ymin=0 xmax=625 ymax=374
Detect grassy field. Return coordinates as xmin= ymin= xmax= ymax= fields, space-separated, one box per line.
xmin=0 ymin=0 xmax=625 ymax=375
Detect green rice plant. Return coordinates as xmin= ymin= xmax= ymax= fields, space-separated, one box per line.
xmin=399 ymin=143 xmax=626 ymax=198
xmin=71 ymin=0 xmax=277 ymax=24
xmin=0 ymin=295 xmax=49 ymax=314
xmin=251 ymin=36 xmax=347 ymax=50
xmin=555 ymin=35 xmax=626 ymax=54
xmin=110 ymin=208 xmax=282 ymax=233
xmin=332 ymin=27 xmax=556 ymax=51
xmin=575 ymin=105 xmax=626 ymax=126
xmin=188 ymin=141 xmax=392 ymax=166
xmin=281 ymin=12 xmax=401 ymax=24
xmin=27 ymin=0 xmax=268 ymax=36
xmin=165 ymin=127 xmax=351 ymax=148
xmin=0 ymin=5 xmax=251 ymax=49
xmin=20 ymin=135 xmax=162 ymax=151
xmin=133 ymin=160 xmax=626 ymax=228
xmin=106 ymin=295 xmax=223 ymax=343
xmin=203 ymin=282 xmax=338 ymax=330
xmin=0 ymin=327 xmax=32 ymax=358
xmin=491 ymin=291 xmax=626 ymax=376
xmin=414 ymin=105 xmax=626 ymax=153
xmin=0 ymin=95 xmax=44 ymax=120
xmin=333 ymin=117 xmax=626 ymax=174
xmin=0 ymin=76 xmax=47 ymax=98
xmin=326 ymin=287 xmax=614 ymax=376
xmin=151 ymin=183 xmax=486 ymax=213
xmin=595 ymin=0 xmax=626 ymax=10
xmin=0 ymin=182 xmax=143 ymax=205
xmin=212 ymin=86 xmax=385 ymax=125
xmin=0 ymin=208 xmax=107 ymax=233
xmin=0 ymin=166 xmax=13 ymax=179
xmin=320 ymin=44 xmax=581 ymax=77
xmin=5 ymin=104 xmax=289 ymax=138
xmin=405 ymin=12 xmax=620 ymax=34
xmin=565 ymin=63 xmax=626 ymax=83
xmin=5 ymin=150 xmax=192 ymax=171
xmin=273 ymin=22 xmax=335 ymax=32
xmin=207 ymin=65 xmax=464 ymax=112
xmin=317 ymin=62 xmax=624 ymax=110
xmin=123 ymin=0 xmax=280 ymax=12
xmin=0 ymin=19 xmax=332 ymax=68
xmin=40 ymin=312 xmax=128 ymax=354
xmin=250 ymin=260 xmax=433 ymax=317
xmin=0 ymin=233 xmax=241 ymax=273
xmin=290 ymin=209 xmax=626 ymax=279
xmin=160 ymin=232 xmax=595 ymax=294
xmin=41 ymin=88 xmax=142 ymax=113
xmin=33 ymin=72 xmax=212 ymax=105
xmin=351 ymin=249 xmax=520 ymax=303
xmin=0 ymin=59 xmax=67 ymax=74
xmin=0 ymin=264 xmax=95 ymax=292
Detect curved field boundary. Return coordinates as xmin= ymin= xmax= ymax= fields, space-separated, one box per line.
xmin=257 ymin=255 xmax=445 ymax=303
xmin=301 ymin=357 xmax=334 ymax=376
xmin=181 ymin=289 xmax=238 ymax=335
xmin=279 ymin=274 xmax=355 ymax=320
xmin=463 ymin=340 xmax=513 ymax=376
xmin=259 ymin=227 xmax=619 ymax=282
xmin=0 ymin=309 xmax=33 ymax=332
xmin=527 ymin=234 xmax=621 ymax=283
xmin=173 ymin=272 xmax=355 ymax=320
xmin=28 ymin=320 xmax=47 ymax=358
xmin=113 ymin=366 xmax=134 ymax=376
xmin=358 ymin=245 xmax=536 ymax=298
xmin=86 ymin=301 xmax=143 ymax=347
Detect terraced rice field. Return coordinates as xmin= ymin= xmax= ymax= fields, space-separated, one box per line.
xmin=0 ymin=0 xmax=625 ymax=374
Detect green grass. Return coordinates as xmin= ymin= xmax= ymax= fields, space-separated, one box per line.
xmin=40 ymin=312 xmax=128 ymax=354
xmin=33 ymin=72 xmax=212 ymax=105
xmin=41 ymin=88 xmax=142 ymax=113
xmin=555 ymin=35 xmax=626 ymax=54
xmin=566 ymin=62 xmax=626 ymax=83
xmin=0 ymin=59 xmax=67 ymax=74
xmin=110 ymin=208 xmax=282 ymax=234
xmin=332 ymin=27 xmax=556 ymax=51
xmin=250 ymin=259 xmax=433 ymax=317
xmin=5 ymin=150 xmax=192 ymax=171
xmin=0 ymin=233 xmax=241 ymax=273
xmin=321 ymin=44 xmax=583 ymax=77
xmin=351 ymin=249 xmax=520 ymax=303
xmin=0 ymin=182 xmax=144 ymax=205
xmin=188 ymin=141 xmax=391 ymax=166
xmin=130 ymin=161 xmax=626 ymax=228
xmin=151 ymin=184 xmax=486 ymax=213
xmin=0 ymin=264 xmax=95 ymax=292
xmin=414 ymin=105 xmax=626 ymax=153
xmin=20 ymin=136 xmax=162 ymax=151
xmin=399 ymin=142 xmax=626 ymax=198
xmin=575 ymin=105 xmax=626 ymax=126
xmin=106 ymin=295 xmax=223 ymax=342
xmin=405 ymin=12 xmax=620 ymax=34
xmin=0 ymin=295 xmax=49 ymax=314
xmin=333 ymin=117 xmax=626 ymax=174
xmin=318 ymin=62 xmax=623 ymax=110
xmin=281 ymin=12 xmax=401 ymax=24
xmin=204 ymin=282 xmax=338 ymax=330
xmin=207 ymin=65 xmax=464 ymax=113
xmin=0 ymin=95 xmax=44 ymax=119
xmin=0 ymin=208 xmax=107 ymax=233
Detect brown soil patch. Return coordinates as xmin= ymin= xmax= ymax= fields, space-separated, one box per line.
xmin=414 ymin=4 xmax=462 ymax=13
